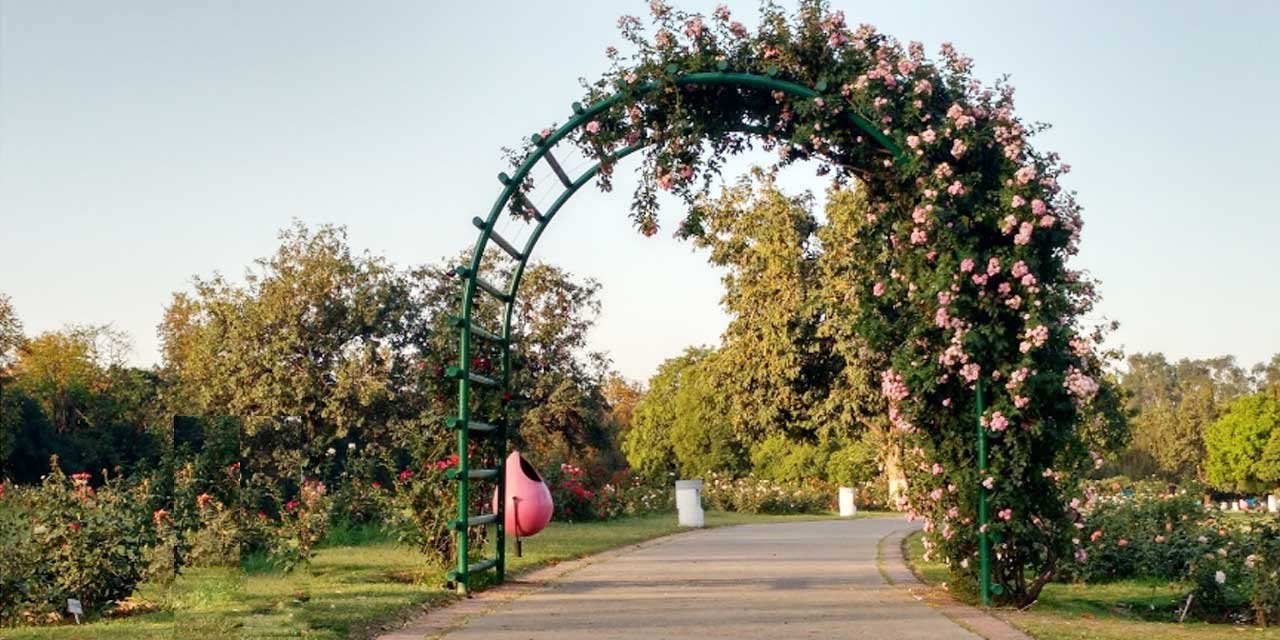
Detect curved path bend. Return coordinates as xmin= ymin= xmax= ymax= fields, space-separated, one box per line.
xmin=437 ymin=518 xmax=982 ymax=640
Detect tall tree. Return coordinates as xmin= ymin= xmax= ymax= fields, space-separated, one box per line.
xmin=1205 ymin=393 xmax=1280 ymax=492
xmin=685 ymin=171 xmax=834 ymax=441
xmin=1120 ymin=353 xmax=1253 ymax=481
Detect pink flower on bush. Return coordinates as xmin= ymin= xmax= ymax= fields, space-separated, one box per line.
xmin=960 ymin=258 xmax=975 ymax=273
xmin=960 ymin=363 xmax=981 ymax=383
xmin=398 ymin=470 xmax=415 ymax=482
xmin=1015 ymin=165 xmax=1036 ymax=185
xmin=998 ymin=508 xmax=1013 ymax=521
xmin=585 ymin=121 xmax=601 ymax=134
xmin=153 ymin=509 xmax=170 ymax=526
xmin=986 ymin=411 xmax=1009 ymax=432
xmin=1014 ymin=222 xmax=1034 ymax=245
xmin=872 ymin=282 xmax=886 ymax=297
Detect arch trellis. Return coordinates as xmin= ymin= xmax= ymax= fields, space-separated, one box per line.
xmin=445 ymin=70 xmax=911 ymax=593
xmin=438 ymin=2 xmax=1112 ymax=610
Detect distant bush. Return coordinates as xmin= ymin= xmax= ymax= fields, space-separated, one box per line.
xmin=703 ymin=473 xmax=831 ymax=515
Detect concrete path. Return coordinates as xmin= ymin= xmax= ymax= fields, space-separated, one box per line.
xmin=437 ymin=518 xmax=981 ymax=640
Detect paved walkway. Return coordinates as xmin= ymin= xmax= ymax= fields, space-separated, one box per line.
xmin=435 ymin=518 xmax=983 ymax=640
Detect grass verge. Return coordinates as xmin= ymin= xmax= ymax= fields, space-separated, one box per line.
xmin=902 ymin=530 xmax=1280 ymax=640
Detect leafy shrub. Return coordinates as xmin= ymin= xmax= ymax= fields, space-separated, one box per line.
xmin=0 ymin=461 xmax=152 ymax=624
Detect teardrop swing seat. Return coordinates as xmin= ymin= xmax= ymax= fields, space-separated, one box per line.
xmin=493 ymin=450 xmax=553 ymax=556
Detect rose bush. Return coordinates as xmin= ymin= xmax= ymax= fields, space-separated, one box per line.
xmin=494 ymin=0 xmax=1128 ymax=604
xmin=0 ymin=461 xmax=153 ymax=625
xmin=266 ymin=479 xmax=331 ymax=572
xmin=1064 ymin=478 xmax=1280 ymax=625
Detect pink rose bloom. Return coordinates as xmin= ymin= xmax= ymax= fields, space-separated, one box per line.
xmin=585 ymin=121 xmax=601 ymax=134
xmin=922 ymin=128 xmax=937 ymax=144
xmin=951 ymin=139 xmax=967 ymax=158
xmin=1014 ymin=395 xmax=1030 ymax=408
xmin=998 ymin=508 xmax=1013 ymax=521
xmin=960 ymin=258 xmax=975 ymax=273
xmin=906 ymin=135 xmax=921 ymax=149
xmin=1030 ymin=199 xmax=1047 ymax=215
xmin=986 ymin=257 xmax=1001 ymax=276
xmin=1011 ymin=195 xmax=1026 ymax=208
xmin=947 ymin=180 xmax=965 ymax=196
xmin=1039 ymin=215 xmax=1056 ymax=228
xmin=971 ymin=273 xmax=989 ymax=286
xmin=911 ymin=227 xmax=928 ymax=245
xmin=873 ymin=282 xmax=886 ymax=297
xmin=1015 ymin=165 xmax=1036 ymax=184
xmin=987 ymin=411 xmax=1009 ymax=432
xmin=960 ymin=363 xmax=981 ymax=382
xmin=1014 ymin=222 xmax=1034 ymax=245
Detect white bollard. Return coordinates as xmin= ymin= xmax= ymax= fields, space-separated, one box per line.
xmin=839 ymin=487 xmax=858 ymax=517
xmin=675 ymin=479 xmax=704 ymax=528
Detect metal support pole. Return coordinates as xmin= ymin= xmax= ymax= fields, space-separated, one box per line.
xmin=455 ymin=327 xmax=471 ymax=595
xmin=977 ymin=378 xmax=991 ymax=607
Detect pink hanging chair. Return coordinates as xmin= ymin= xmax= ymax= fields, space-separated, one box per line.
xmin=493 ymin=451 xmax=553 ymax=539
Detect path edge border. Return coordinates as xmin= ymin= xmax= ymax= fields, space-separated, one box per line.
xmin=876 ymin=527 xmax=1033 ymax=640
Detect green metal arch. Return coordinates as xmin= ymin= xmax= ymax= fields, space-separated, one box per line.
xmin=447 ymin=71 xmax=905 ymax=592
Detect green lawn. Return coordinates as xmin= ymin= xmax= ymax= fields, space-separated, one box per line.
xmin=1 ymin=510 xmax=850 ymax=640
xmin=902 ymin=531 xmax=1280 ymax=640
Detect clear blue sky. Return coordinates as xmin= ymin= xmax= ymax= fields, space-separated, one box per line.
xmin=1 ymin=1 xmax=1277 ymax=382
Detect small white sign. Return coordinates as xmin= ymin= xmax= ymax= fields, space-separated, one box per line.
xmin=67 ymin=598 xmax=82 ymax=623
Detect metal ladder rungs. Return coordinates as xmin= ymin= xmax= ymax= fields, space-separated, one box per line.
xmin=448 ymin=557 xmax=499 ymax=581
xmin=474 ymin=275 xmax=511 ymax=302
xmin=454 ymin=513 xmax=498 ymax=529
xmin=445 ymin=367 xmax=501 ymax=388
xmin=471 ymin=217 xmax=525 ymax=260
xmin=542 ymin=150 xmax=574 ymax=189
xmin=450 ymin=317 xmax=506 ymax=344
xmin=447 ymin=417 xmax=500 ymax=433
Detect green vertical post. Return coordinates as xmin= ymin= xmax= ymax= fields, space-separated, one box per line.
xmin=495 ymin=330 xmax=512 ymax=583
xmin=976 ymin=378 xmax=991 ymax=607
xmin=455 ymin=325 xmax=471 ymax=594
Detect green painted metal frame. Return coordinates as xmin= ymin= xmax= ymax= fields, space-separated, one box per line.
xmin=448 ymin=69 xmax=969 ymax=594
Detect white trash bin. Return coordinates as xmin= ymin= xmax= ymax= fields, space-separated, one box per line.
xmin=838 ymin=487 xmax=857 ymax=517
xmin=675 ymin=479 xmax=704 ymax=528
